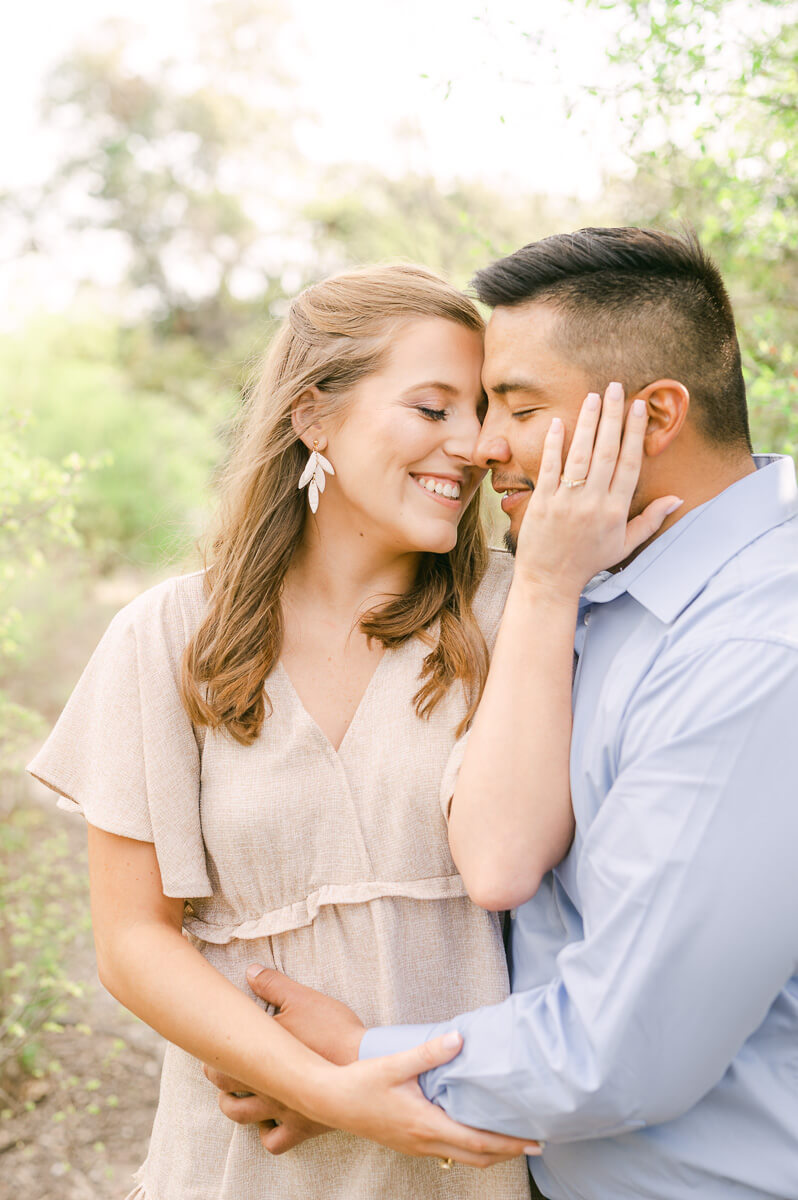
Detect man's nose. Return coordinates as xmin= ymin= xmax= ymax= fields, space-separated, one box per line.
xmin=474 ymin=422 xmax=511 ymax=470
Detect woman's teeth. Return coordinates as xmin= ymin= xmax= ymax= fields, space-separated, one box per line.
xmin=416 ymin=476 xmax=461 ymax=500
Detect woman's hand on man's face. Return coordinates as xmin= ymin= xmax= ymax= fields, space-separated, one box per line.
xmin=513 ymin=381 xmax=682 ymax=596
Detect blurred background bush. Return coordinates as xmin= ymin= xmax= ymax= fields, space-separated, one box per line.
xmin=0 ymin=0 xmax=795 ymax=1190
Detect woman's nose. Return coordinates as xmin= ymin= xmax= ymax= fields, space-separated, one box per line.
xmin=445 ymin=412 xmax=487 ymax=463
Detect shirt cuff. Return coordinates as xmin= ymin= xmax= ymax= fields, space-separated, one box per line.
xmin=359 ymin=1023 xmax=438 ymax=1062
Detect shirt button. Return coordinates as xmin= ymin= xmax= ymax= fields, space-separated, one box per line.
xmin=584 ymin=610 xmax=591 ymax=626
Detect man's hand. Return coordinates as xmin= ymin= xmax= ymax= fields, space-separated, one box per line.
xmin=202 ymin=1063 xmax=332 ymax=1154
xmin=247 ymin=963 xmax=366 ymax=1065
xmin=204 ymin=964 xmax=365 ymax=1153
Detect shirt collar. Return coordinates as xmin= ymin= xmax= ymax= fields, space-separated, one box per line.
xmin=581 ymin=455 xmax=798 ymax=624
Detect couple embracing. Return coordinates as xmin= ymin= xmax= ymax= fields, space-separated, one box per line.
xmin=30 ymin=227 xmax=798 ymax=1200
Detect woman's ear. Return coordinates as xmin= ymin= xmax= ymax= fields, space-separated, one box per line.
xmin=291 ymin=387 xmax=329 ymax=451
xmin=634 ymin=379 xmax=690 ymax=458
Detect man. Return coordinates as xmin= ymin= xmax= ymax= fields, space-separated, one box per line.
xmin=211 ymin=228 xmax=798 ymax=1199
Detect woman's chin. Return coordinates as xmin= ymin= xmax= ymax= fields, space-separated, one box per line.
xmin=401 ymin=523 xmax=458 ymax=556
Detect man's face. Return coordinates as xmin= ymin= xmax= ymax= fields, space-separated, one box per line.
xmin=476 ymin=301 xmax=600 ymax=550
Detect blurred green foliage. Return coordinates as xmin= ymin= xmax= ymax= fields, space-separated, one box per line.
xmin=0 ymin=809 xmax=90 ymax=1080
xmin=578 ymin=0 xmax=798 ymax=452
xmin=0 ymin=410 xmax=87 ymax=772
xmin=0 ymin=321 xmax=235 ymax=567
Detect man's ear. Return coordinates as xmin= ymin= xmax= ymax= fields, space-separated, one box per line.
xmin=633 ymin=379 xmax=690 ymax=458
xmin=291 ymin=387 xmax=328 ymax=451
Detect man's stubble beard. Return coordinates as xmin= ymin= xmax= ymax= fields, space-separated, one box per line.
xmin=504 ymin=527 xmax=517 ymax=555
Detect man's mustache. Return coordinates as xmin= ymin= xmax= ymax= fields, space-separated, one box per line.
xmin=490 ymin=474 xmax=535 ymax=493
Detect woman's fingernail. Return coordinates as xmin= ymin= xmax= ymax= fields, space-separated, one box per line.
xmin=442 ymin=1031 xmax=462 ymax=1049
xmin=665 ymin=498 xmax=684 ymax=516
xmin=524 ymin=1144 xmax=542 ymax=1155
xmin=632 ymin=398 xmax=647 ymax=416
xmin=550 ymin=417 xmax=563 ymax=433
xmin=606 ymin=381 xmax=624 ymax=402
xmin=585 ymin=392 xmax=600 ymax=410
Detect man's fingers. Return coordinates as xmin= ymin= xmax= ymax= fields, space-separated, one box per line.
xmin=218 ymin=1092 xmax=278 ymax=1125
xmin=259 ymin=1121 xmax=318 ymax=1155
xmin=246 ymin=963 xmax=298 ymax=1010
xmin=203 ymin=1063 xmax=249 ymax=1093
xmin=379 ymin=1031 xmax=464 ymax=1083
xmin=624 ymin=496 xmax=683 ymax=557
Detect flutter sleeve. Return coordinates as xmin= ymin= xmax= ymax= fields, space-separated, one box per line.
xmin=27 ymin=574 xmax=212 ymax=899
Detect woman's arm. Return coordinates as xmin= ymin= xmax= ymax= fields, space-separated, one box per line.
xmin=88 ymin=825 xmax=335 ymax=1099
xmin=447 ymin=578 xmax=577 ymax=910
xmin=88 ymin=825 xmax=534 ymax=1166
xmin=448 ymin=386 xmax=682 ymax=910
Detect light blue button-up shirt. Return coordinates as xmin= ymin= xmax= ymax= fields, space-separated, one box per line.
xmin=362 ymin=455 xmax=798 ymax=1200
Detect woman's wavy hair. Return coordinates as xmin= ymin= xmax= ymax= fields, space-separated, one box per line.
xmin=180 ymin=263 xmax=490 ymax=744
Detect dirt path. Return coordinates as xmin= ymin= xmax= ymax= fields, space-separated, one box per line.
xmin=1 ymin=569 xmax=168 ymax=1200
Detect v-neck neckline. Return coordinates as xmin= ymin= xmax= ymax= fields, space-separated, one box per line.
xmin=276 ymin=649 xmax=391 ymax=757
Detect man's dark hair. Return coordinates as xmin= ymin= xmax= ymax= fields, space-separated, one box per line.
xmin=473 ymin=227 xmax=751 ymax=450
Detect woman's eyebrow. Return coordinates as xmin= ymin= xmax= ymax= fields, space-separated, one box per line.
xmin=402 ymin=381 xmax=459 ymax=396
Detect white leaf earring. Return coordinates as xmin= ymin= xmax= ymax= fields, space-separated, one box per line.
xmin=298 ymin=440 xmax=335 ymax=513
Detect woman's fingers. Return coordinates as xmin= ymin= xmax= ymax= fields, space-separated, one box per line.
xmin=533 ymin=416 xmax=565 ymax=499
xmin=377 ymin=1030 xmax=464 ymax=1083
xmin=608 ymin=396 xmax=648 ymax=504
xmin=623 ymin=496 xmax=683 ymax=558
xmin=373 ymin=1036 xmax=536 ymax=1163
xmin=561 ymin=390 xmax=602 ymax=485
xmin=584 ymin=381 xmax=625 ymax=490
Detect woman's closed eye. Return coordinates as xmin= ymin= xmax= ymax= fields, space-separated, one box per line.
xmin=417 ymin=405 xmax=448 ymax=421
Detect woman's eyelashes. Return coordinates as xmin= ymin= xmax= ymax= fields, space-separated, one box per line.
xmin=512 ymin=407 xmax=541 ymax=421
xmin=417 ymin=405 xmax=448 ymax=421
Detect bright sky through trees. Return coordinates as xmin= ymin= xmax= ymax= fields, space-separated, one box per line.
xmin=3 ymin=0 xmax=630 ymax=197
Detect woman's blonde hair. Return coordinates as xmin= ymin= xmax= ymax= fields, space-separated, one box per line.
xmin=181 ymin=262 xmax=490 ymax=743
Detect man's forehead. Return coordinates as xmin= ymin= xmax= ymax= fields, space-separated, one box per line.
xmin=483 ymin=303 xmax=562 ymax=381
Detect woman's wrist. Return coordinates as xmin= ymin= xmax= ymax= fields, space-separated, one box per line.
xmin=294 ymin=1058 xmax=353 ymax=1126
xmin=508 ymin=571 xmax=583 ymax=611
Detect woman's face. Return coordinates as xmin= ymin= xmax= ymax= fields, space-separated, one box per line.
xmin=318 ymin=317 xmax=487 ymax=556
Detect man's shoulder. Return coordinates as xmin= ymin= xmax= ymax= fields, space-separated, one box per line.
xmin=680 ymin=512 xmax=798 ymax=649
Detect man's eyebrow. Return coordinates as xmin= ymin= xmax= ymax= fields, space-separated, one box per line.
xmin=489 ymin=378 xmax=547 ymax=397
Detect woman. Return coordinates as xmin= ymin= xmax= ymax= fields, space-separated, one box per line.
xmin=28 ymin=264 xmax=550 ymax=1199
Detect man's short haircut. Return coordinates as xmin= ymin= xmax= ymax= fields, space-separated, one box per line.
xmin=473 ymin=227 xmax=751 ymax=450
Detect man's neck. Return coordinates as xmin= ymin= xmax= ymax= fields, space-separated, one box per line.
xmin=615 ymin=448 xmax=757 ymax=572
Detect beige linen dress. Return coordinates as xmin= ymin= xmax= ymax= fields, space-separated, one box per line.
xmin=28 ymin=550 xmax=531 ymax=1200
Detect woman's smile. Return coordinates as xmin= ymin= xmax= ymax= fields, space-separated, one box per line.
xmin=411 ymin=473 xmax=464 ymax=507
